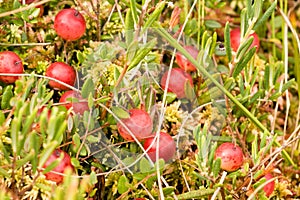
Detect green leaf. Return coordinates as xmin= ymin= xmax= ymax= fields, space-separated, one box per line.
xmin=253 ymin=0 xmax=262 ymax=20
xmin=154 ymin=159 xmax=165 ymax=171
xmin=233 ymin=47 xmax=256 ymax=78
xmin=0 ymin=140 xmax=11 ymax=164
xmin=249 ymin=90 xmax=262 ymax=104
xmin=146 ymin=175 xmax=158 ymax=189
xmin=23 ymin=107 xmax=38 ymax=136
xmin=133 ymin=173 xmax=147 ymax=181
xmin=130 ymin=0 xmax=139 ymax=26
xmin=208 ymin=142 xmax=218 ymax=168
xmin=236 ymin=36 xmax=254 ymax=60
xmin=47 ymin=107 xmax=66 ymax=144
xmin=71 ymin=158 xmax=80 ymax=168
xmin=224 ymin=22 xmax=232 ymax=61
xmin=81 ymin=78 xmax=95 ymax=98
xmin=88 ymin=93 xmax=94 ymax=109
xmin=1 ymin=85 xmax=13 ymax=109
xmin=21 ymin=76 xmax=35 ymax=102
xmin=11 ymin=102 xmax=26 ymax=154
xmin=122 ymin=157 xmax=136 ymax=167
xmin=281 ymin=79 xmax=295 ymax=92
xmin=165 ymin=92 xmax=177 ymax=104
xmin=203 ymin=37 xmax=212 ymax=62
xmin=31 ymin=7 xmax=41 ymax=18
xmin=139 ymin=157 xmax=152 ymax=173
xmin=111 ymin=106 xmax=130 ymax=119
xmin=0 ymin=167 xmax=9 ymax=178
xmin=87 ymin=135 xmax=100 ymax=143
xmin=209 ymin=32 xmax=218 ymax=57
xmin=201 ymin=31 xmax=209 ymax=50
xmin=246 ymin=0 xmax=253 ymax=19
xmin=76 ymin=51 xmax=85 ymax=64
xmin=125 ymin=8 xmax=135 ymax=46
xmin=177 ymin=188 xmax=215 ymax=199
xmin=126 ymin=41 xmax=139 ymax=63
xmin=40 ymin=90 xmax=54 ymax=105
xmin=117 ymin=175 xmax=131 ymax=194
xmin=212 ymin=157 xmax=221 ymax=178
xmin=252 ymin=133 xmax=258 ymax=163
xmin=13 ymin=0 xmax=21 ymax=9
xmin=205 ymin=20 xmax=222 ymax=29
xmin=263 ymin=65 xmax=270 ymax=90
xmin=253 ymin=0 xmax=277 ymax=31
xmin=128 ymin=39 xmax=157 ymax=70
xmin=163 ymin=187 xmax=175 ymax=195
xmin=89 ymin=171 xmax=98 ymax=185
xmin=142 ymin=1 xmax=166 ymax=33
xmin=240 ymin=8 xmax=247 ymax=36
xmin=209 ymin=86 xmax=224 ymax=100
xmin=16 ymin=150 xmax=35 ymax=168
xmin=223 ymin=77 xmax=236 ymax=91
xmin=38 ymin=141 xmax=58 ymax=168
xmin=42 ymin=159 xmax=60 ymax=174
xmin=0 ymin=112 xmax=4 ymax=126
xmin=184 ymin=79 xmax=195 ymax=100
xmin=29 ymin=132 xmax=40 ymax=173
xmin=114 ymin=65 xmax=121 ymax=83
xmin=72 ymin=133 xmax=81 ymax=152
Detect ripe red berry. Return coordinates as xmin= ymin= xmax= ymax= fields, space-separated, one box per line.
xmin=263 ymin=173 xmax=275 ymax=197
xmin=160 ymin=68 xmax=193 ymax=99
xmin=59 ymin=90 xmax=89 ymax=115
xmin=42 ymin=149 xmax=74 ymax=184
xmin=117 ymin=109 xmax=153 ymax=141
xmin=54 ymin=8 xmax=86 ymax=41
xmin=143 ymin=132 xmax=176 ymax=162
xmin=0 ymin=51 xmax=23 ymax=84
xmin=175 ymin=45 xmax=199 ymax=72
xmin=214 ymin=142 xmax=244 ymax=172
xmin=230 ymin=28 xmax=260 ymax=52
xmin=45 ymin=62 xmax=76 ymax=90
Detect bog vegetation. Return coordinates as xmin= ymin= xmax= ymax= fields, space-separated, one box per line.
xmin=0 ymin=0 xmax=299 ymax=199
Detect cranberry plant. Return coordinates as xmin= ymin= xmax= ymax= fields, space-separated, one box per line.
xmin=0 ymin=0 xmax=299 ymax=199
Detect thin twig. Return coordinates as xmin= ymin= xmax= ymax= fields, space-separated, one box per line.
xmin=211 ymin=171 xmax=227 ymax=200
xmin=0 ymin=0 xmax=51 ymax=18
xmin=0 ymin=73 xmax=80 ymax=92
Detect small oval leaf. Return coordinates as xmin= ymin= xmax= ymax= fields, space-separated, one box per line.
xmin=111 ymin=106 xmax=130 ymax=119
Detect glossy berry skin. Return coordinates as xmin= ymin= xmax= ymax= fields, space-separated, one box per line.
xmin=46 ymin=62 xmax=76 ymax=90
xmin=117 ymin=109 xmax=153 ymax=141
xmin=42 ymin=149 xmax=74 ymax=184
xmin=214 ymin=142 xmax=244 ymax=172
xmin=54 ymin=8 xmax=86 ymax=41
xmin=230 ymin=28 xmax=260 ymax=52
xmin=0 ymin=51 xmax=23 ymax=84
xmin=263 ymin=173 xmax=275 ymax=197
xmin=59 ymin=90 xmax=89 ymax=115
xmin=175 ymin=45 xmax=199 ymax=72
xmin=160 ymin=68 xmax=193 ymax=99
xmin=143 ymin=132 xmax=176 ymax=162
